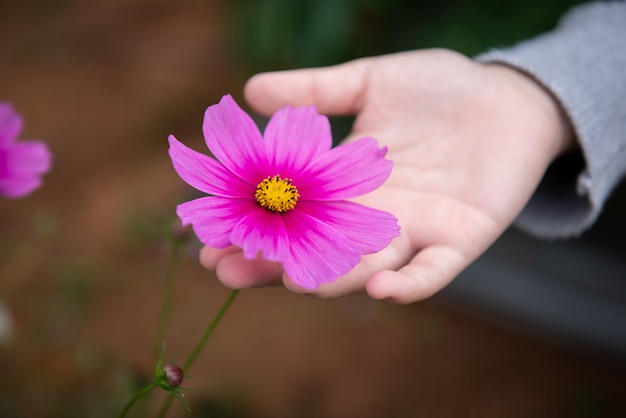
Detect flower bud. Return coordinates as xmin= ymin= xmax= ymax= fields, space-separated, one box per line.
xmin=163 ymin=364 xmax=184 ymax=388
xmin=171 ymin=218 xmax=193 ymax=246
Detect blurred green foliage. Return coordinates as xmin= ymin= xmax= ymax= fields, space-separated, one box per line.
xmin=230 ymin=0 xmax=585 ymax=72
xmin=229 ymin=0 xmax=588 ymax=144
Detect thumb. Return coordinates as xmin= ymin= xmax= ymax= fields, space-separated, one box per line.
xmin=244 ymin=57 xmax=371 ymax=116
xmin=366 ymin=245 xmax=470 ymax=304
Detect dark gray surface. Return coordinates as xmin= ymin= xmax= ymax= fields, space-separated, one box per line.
xmin=438 ymin=228 xmax=626 ymax=359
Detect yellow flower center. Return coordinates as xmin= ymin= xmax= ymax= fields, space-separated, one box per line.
xmin=255 ymin=175 xmax=299 ymax=212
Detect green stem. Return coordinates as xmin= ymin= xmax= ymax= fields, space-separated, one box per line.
xmin=154 ymin=242 xmax=182 ymax=344
xmin=119 ymin=382 xmax=159 ymax=418
xmin=157 ymin=289 xmax=240 ymax=418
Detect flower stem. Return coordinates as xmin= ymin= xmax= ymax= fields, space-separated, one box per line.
xmin=119 ymin=382 xmax=159 ymax=418
xmin=157 ymin=289 xmax=240 ymax=417
xmin=154 ymin=241 xmax=182 ymax=343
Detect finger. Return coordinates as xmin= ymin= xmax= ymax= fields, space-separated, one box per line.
xmin=199 ymin=246 xmax=241 ymax=270
xmin=215 ymin=251 xmax=284 ymax=289
xmin=244 ymin=57 xmax=372 ymax=116
xmin=365 ymin=245 xmax=469 ymax=304
xmin=293 ymin=236 xmax=410 ymax=298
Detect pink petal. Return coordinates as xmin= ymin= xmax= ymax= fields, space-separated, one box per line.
xmin=202 ymin=95 xmax=270 ymax=184
xmin=0 ymin=103 xmax=22 ymax=145
xmin=295 ymin=137 xmax=392 ymax=200
xmin=0 ymin=140 xmax=52 ymax=198
xmin=281 ymin=210 xmax=361 ymax=289
xmin=263 ymin=105 xmax=332 ymax=178
xmin=177 ymin=196 xmax=258 ymax=248
xmin=1 ymin=141 xmax=51 ymax=174
xmin=297 ymin=200 xmax=400 ymax=254
xmin=0 ymin=177 xmax=43 ymax=199
xmin=229 ymin=207 xmax=290 ymax=262
xmin=168 ymin=135 xmax=253 ymax=198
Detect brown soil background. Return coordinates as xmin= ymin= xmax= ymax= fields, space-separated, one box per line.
xmin=1 ymin=1 xmax=625 ymax=417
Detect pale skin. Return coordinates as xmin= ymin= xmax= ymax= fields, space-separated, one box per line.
xmin=199 ymin=49 xmax=576 ymax=304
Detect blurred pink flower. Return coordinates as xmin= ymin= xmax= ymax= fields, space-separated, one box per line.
xmin=169 ymin=94 xmax=399 ymax=289
xmin=0 ymin=103 xmax=52 ymax=198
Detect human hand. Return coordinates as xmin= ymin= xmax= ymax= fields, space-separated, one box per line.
xmin=200 ymin=49 xmax=574 ymax=303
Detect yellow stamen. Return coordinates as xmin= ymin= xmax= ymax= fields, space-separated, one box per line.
xmin=255 ymin=175 xmax=299 ymax=212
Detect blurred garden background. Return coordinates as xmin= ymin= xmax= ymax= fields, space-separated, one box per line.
xmin=1 ymin=0 xmax=625 ymax=417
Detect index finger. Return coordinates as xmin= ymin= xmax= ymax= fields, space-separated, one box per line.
xmin=243 ymin=57 xmax=372 ymax=116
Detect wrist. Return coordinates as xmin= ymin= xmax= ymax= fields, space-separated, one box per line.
xmin=483 ymin=63 xmax=577 ymax=158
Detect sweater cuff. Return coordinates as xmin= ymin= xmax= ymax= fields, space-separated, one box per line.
xmin=476 ymin=2 xmax=626 ymax=239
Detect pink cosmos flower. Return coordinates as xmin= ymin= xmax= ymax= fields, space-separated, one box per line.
xmin=0 ymin=103 xmax=52 ymax=198
xmin=168 ymin=94 xmax=400 ymax=289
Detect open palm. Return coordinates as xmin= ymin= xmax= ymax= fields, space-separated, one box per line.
xmin=200 ymin=49 xmax=573 ymax=303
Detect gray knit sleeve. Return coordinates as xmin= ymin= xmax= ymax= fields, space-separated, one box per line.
xmin=476 ymin=1 xmax=626 ymax=239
